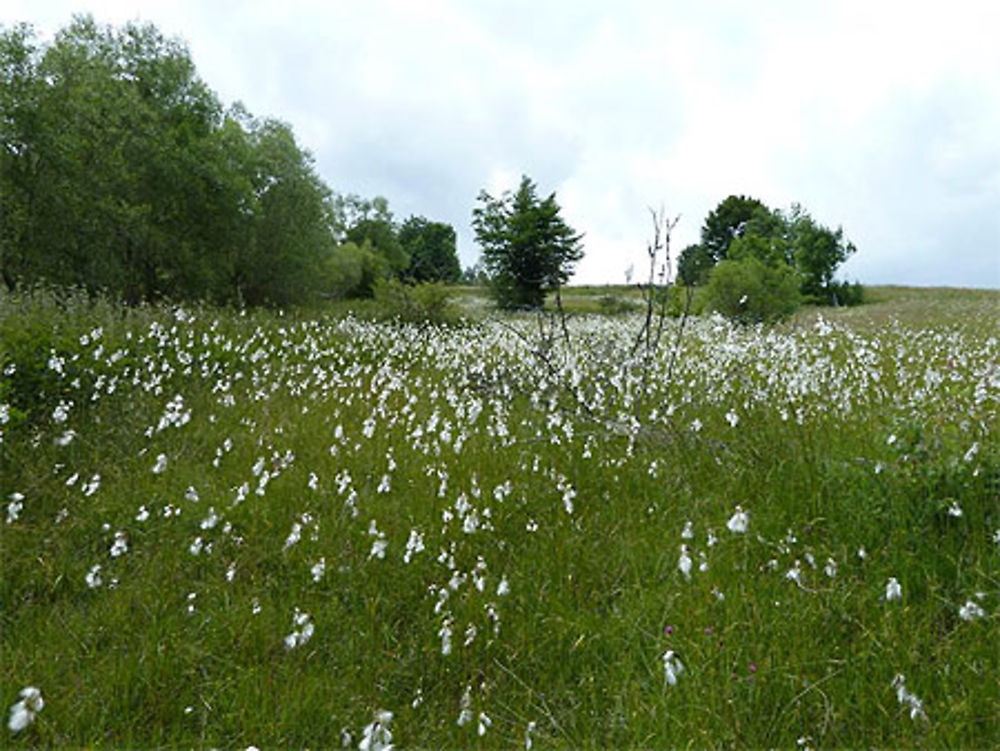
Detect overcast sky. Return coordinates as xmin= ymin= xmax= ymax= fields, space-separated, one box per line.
xmin=6 ymin=0 xmax=999 ymax=287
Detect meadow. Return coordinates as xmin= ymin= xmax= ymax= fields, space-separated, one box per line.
xmin=2 ymin=285 xmax=998 ymax=748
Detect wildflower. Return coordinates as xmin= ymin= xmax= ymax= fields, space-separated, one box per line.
xmin=189 ymin=537 xmax=204 ymax=555
xmin=678 ymin=545 xmax=692 ymax=580
xmin=824 ymin=558 xmax=837 ymax=578
xmin=135 ymin=505 xmax=150 ymax=522
xmin=6 ymin=493 xmax=24 ymax=524
xmin=403 ymin=529 xmax=425 ymax=564
xmin=681 ymin=520 xmax=693 ymax=539
xmin=727 ymin=505 xmax=749 ymax=534
xmin=947 ymin=501 xmax=963 ymax=518
xmin=891 ymin=674 xmax=927 ymax=720
xmin=456 ymin=685 xmax=473 ymax=726
xmin=525 ymin=721 xmax=537 ymax=750
xmin=284 ymin=609 xmax=314 ymax=649
xmin=963 ymin=442 xmax=979 ymax=462
xmin=82 ymin=474 xmax=101 ymax=496
xmin=109 ymin=531 xmax=128 ymax=557
xmin=311 ymin=557 xmax=326 ymax=582
xmin=785 ymin=561 xmax=803 ymax=586
xmin=8 ymin=686 xmax=43 ymax=733
xmin=85 ymin=564 xmax=102 ymax=589
xmin=478 ymin=711 xmax=492 ymax=736
xmin=185 ymin=486 xmax=200 ymax=502
xmin=725 ymin=409 xmax=739 ymax=427
xmin=55 ymin=429 xmax=76 ymax=446
xmin=887 ymin=433 xmax=897 ymax=446
xmin=497 ymin=576 xmax=510 ymax=596
xmin=958 ymin=600 xmax=985 ymax=621
xmin=439 ymin=617 xmax=453 ymax=656
xmin=885 ymin=577 xmax=902 ymax=602
xmin=358 ymin=710 xmax=393 ymax=751
xmin=152 ymin=453 xmax=168 ymax=474
xmin=662 ymin=649 xmax=684 ymax=686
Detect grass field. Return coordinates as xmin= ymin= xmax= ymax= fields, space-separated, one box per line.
xmin=2 ymin=285 xmax=998 ymax=748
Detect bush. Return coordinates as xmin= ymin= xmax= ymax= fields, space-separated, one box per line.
xmin=706 ymin=257 xmax=801 ymax=324
xmin=372 ymin=279 xmax=462 ymax=326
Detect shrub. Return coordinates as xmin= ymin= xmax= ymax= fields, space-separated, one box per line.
xmin=706 ymin=257 xmax=801 ymax=324
xmin=372 ymin=279 xmax=461 ymax=326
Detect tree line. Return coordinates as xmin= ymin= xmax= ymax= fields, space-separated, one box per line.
xmin=0 ymin=17 xmax=461 ymax=307
xmin=678 ymin=194 xmax=861 ymax=310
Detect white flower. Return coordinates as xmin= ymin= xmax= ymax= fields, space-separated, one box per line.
xmin=725 ymin=409 xmax=739 ymax=427
xmin=109 ymin=531 xmax=128 ymax=557
xmin=497 ymin=576 xmax=510 ymax=596
xmin=7 ymin=686 xmax=43 ymax=732
xmin=311 ymin=557 xmax=326 ymax=582
xmin=477 ymin=711 xmax=492 ymax=736
xmin=662 ymin=649 xmax=684 ymax=686
xmin=891 ymin=674 xmax=927 ymax=720
xmin=678 ymin=545 xmax=692 ymax=580
xmin=152 ymin=453 xmax=168 ymax=474
xmin=358 ymin=710 xmax=393 ymax=751
xmin=456 ymin=685 xmax=473 ymax=726
xmin=785 ymin=561 xmax=803 ymax=586
xmin=135 ymin=505 xmax=150 ymax=522
xmin=947 ymin=501 xmax=963 ymax=518
xmin=727 ymin=506 xmax=749 ymax=534
xmin=55 ymin=429 xmax=76 ymax=446
xmin=824 ymin=558 xmax=837 ymax=578
xmin=885 ymin=577 xmax=902 ymax=602
xmin=958 ymin=600 xmax=985 ymax=621
xmin=681 ymin=520 xmax=693 ymax=539
xmin=963 ymin=442 xmax=979 ymax=462
xmin=85 ymin=564 xmax=102 ymax=589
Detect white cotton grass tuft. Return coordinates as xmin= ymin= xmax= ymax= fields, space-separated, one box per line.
xmin=357 ymin=709 xmax=393 ymax=751
xmin=726 ymin=506 xmax=749 ymax=534
xmin=958 ymin=600 xmax=985 ymax=622
xmin=8 ymin=686 xmax=43 ymax=733
xmin=891 ymin=674 xmax=927 ymax=721
xmin=885 ymin=577 xmax=902 ymax=602
xmin=678 ymin=545 xmax=692 ymax=580
xmin=662 ymin=649 xmax=685 ymax=686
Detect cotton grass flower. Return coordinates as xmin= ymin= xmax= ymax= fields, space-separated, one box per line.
xmin=885 ymin=577 xmax=902 ymax=602
xmin=891 ymin=674 xmax=927 ymax=720
xmin=727 ymin=506 xmax=749 ymax=534
xmin=662 ymin=649 xmax=684 ymax=686
xmin=678 ymin=545 xmax=692 ymax=580
xmin=7 ymin=686 xmax=43 ymax=733
xmin=958 ymin=600 xmax=985 ymax=621
xmin=358 ymin=709 xmax=393 ymax=751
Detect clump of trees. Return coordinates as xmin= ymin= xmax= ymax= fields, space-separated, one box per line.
xmin=471 ymin=175 xmax=583 ymax=310
xmin=0 ymin=17 xmax=460 ymax=307
xmin=677 ymin=195 xmax=862 ymax=322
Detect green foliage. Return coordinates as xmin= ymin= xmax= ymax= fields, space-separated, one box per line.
xmin=676 ymin=243 xmax=714 ymax=286
xmin=700 ymin=194 xmax=770 ymax=263
xmin=2 ymin=288 xmax=997 ymax=747
xmin=0 ymin=17 xmax=336 ymax=307
xmin=472 ymin=175 xmax=584 ymax=310
xmin=693 ymin=195 xmax=859 ymax=308
xmin=707 ymin=256 xmax=802 ymax=324
xmin=321 ymin=241 xmax=388 ymax=299
xmin=399 ymin=216 xmax=460 ymax=283
xmin=784 ymin=204 xmax=857 ymax=304
xmin=372 ymin=278 xmax=461 ymax=325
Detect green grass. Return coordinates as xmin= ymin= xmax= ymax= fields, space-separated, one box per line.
xmin=1 ymin=285 xmax=998 ymax=747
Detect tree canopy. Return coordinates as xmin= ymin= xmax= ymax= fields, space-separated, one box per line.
xmin=678 ymin=194 xmax=858 ymax=306
xmin=1 ymin=17 xmax=459 ymax=306
xmin=471 ymin=175 xmax=583 ymax=309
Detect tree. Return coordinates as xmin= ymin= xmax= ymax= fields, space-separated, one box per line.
xmin=1 ymin=17 xmax=338 ymax=307
xmin=783 ymin=204 xmax=856 ymax=304
xmin=676 ymin=244 xmax=714 ymax=286
xmin=700 ymin=195 xmax=771 ymax=264
xmin=399 ymin=216 xmax=460 ymax=283
xmin=336 ymin=194 xmax=408 ymax=275
xmin=706 ymin=256 xmax=801 ymax=324
xmin=471 ymin=175 xmax=583 ymax=309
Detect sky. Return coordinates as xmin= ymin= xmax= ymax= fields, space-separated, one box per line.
xmin=5 ymin=0 xmax=1000 ymax=288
